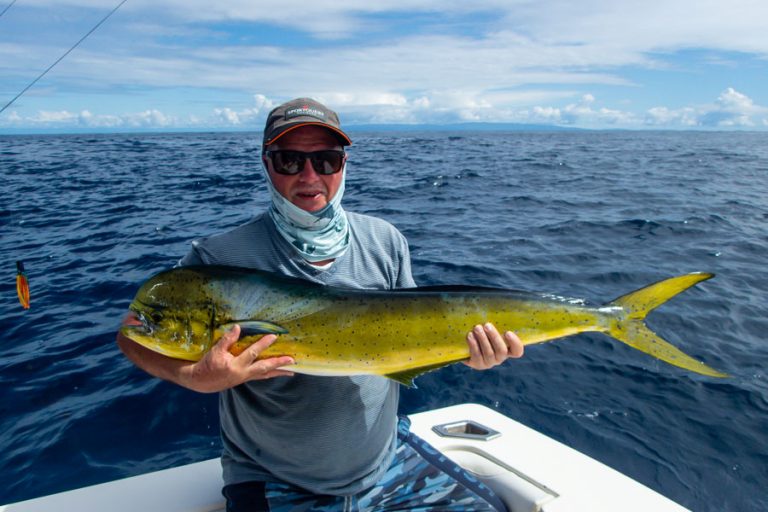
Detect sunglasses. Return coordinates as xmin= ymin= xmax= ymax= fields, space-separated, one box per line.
xmin=264 ymin=149 xmax=346 ymax=176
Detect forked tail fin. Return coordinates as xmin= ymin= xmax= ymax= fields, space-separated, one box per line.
xmin=606 ymin=273 xmax=727 ymax=378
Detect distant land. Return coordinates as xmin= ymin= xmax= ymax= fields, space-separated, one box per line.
xmin=4 ymin=122 xmax=760 ymax=136
xmin=347 ymin=122 xmax=582 ymax=133
xmin=0 ymin=121 xmax=582 ymax=136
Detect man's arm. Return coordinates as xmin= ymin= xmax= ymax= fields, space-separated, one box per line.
xmin=116 ymin=314 xmax=295 ymax=393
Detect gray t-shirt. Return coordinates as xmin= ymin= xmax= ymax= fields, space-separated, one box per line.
xmin=179 ymin=211 xmax=416 ymax=495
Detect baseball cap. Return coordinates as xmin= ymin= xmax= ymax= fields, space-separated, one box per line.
xmin=263 ymin=98 xmax=352 ymax=149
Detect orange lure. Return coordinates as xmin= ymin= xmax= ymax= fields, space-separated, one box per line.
xmin=16 ymin=261 xmax=30 ymax=309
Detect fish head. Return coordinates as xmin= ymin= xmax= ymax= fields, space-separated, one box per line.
xmin=120 ymin=268 xmax=218 ymax=361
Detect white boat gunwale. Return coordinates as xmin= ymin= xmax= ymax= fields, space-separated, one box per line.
xmin=1 ymin=403 xmax=690 ymax=512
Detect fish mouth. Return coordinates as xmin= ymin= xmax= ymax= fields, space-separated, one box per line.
xmin=128 ymin=299 xmax=166 ymax=330
xmin=120 ymin=323 xmax=150 ymax=343
xmin=122 ymin=304 xmax=155 ymax=340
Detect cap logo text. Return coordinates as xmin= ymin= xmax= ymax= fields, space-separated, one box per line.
xmin=285 ymin=106 xmax=327 ymax=120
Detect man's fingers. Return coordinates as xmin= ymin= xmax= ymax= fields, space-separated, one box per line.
xmin=483 ymin=323 xmax=509 ymax=363
xmin=250 ymin=356 xmax=295 ymax=380
xmin=239 ymin=333 xmax=279 ymax=360
xmin=463 ymin=330 xmax=481 ymax=367
xmin=214 ymin=324 xmax=241 ymax=352
xmin=466 ymin=331 xmax=480 ymax=359
xmin=237 ymin=335 xmax=295 ymax=380
xmin=505 ymin=331 xmax=525 ymax=358
xmin=473 ymin=325 xmax=494 ymax=366
xmin=474 ymin=323 xmax=507 ymax=366
xmin=259 ymin=369 xmax=296 ymax=380
xmin=465 ymin=323 xmax=524 ymax=369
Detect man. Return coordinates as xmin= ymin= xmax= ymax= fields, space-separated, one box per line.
xmin=117 ymin=98 xmax=524 ymax=511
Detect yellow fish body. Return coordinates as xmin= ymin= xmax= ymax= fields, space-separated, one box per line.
xmin=121 ymin=266 xmax=726 ymax=385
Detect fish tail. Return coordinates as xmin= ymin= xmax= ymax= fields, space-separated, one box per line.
xmin=606 ymin=273 xmax=727 ymax=377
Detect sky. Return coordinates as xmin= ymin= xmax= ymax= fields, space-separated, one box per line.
xmin=1 ymin=0 xmax=767 ymax=132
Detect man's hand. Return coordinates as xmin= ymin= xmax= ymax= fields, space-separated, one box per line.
xmin=463 ymin=323 xmax=524 ymax=370
xmin=183 ymin=325 xmax=296 ymax=393
xmin=117 ymin=315 xmax=295 ymax=393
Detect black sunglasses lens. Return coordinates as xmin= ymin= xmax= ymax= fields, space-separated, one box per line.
xmin=271 ymin=151 xmax=300 ymax=174
xmin=270 ymin=151 xmax=343 ymax=175
xmin=310 ymin=151 xmax=343 ymax=175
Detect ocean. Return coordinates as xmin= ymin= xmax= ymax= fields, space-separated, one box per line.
xmin=1 ymin=130 xmax=766 ymax=510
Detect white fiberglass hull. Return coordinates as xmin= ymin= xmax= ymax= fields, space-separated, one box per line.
xmin=1 ymin=404 xmax=689 ymax=512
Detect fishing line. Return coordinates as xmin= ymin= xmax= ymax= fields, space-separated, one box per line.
xmin=0 ymin=0 xmax=18 ymax=19
xmin=0 ymin=0 xmax=128 ymax=115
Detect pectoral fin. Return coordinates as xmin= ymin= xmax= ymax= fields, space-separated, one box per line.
xmin=221 ymin=321 xmax=288 ymax=337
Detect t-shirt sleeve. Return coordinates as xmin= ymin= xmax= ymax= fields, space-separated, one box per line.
xmin=394 ymin=231 xmax=417 ymax=289
xmin=176 ymin=240 xmax=205 ymax=267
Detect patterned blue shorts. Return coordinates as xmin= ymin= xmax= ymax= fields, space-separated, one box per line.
xmin=223 ymin=417 xmax=507 ymax=512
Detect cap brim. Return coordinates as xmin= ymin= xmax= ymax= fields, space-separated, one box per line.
xmin=265 ymin=122 xmax=352 ymax=147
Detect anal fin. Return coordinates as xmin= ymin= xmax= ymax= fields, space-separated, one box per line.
xmin=384 ymin=360 xmax=461 ymax=388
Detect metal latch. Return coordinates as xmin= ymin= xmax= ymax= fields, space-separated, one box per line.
xmin=432 ymin=420 xmax=501 ymax=441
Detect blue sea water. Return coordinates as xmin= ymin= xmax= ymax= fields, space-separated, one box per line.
xmin=1 ymin=130 xmax=767 ymax=511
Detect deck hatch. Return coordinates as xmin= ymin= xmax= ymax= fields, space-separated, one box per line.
xmin=432 ymin=420 xmax=501 ymax=441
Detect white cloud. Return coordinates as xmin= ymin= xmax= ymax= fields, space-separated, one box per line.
xmin=529 ymin=106 xmax=562 ymax=123
xmin=43 ymin=0 xmax=764 ymax=55
xmin=209 ymin=94 xmax=277 ymax=126
xmin=645 ymin=106 xmax=698 ymax=127
xmin=701 ymin=87 xmax=759 ymax=127
xmin=212 ymin=108 xmax=242 ymax=125
xmin=498 ymin=0 xmax=768 ymax=55
xmin=252 ymin=94 xmax=275 ymax=112
xmin=1 ymin=93 xmax=280 ymax=129
xmin=78 ymin=110 xmax=122 ymax=127
xmin=121 ymin=109 xmax=174 ymax=127
xmin=524 ymin=94 xmax=637 ymax=127
xmin=3 ymin=87 xmax=766 ymax=131
xmin=319 ymin=93 xmax=408 ymax=108
xmin=717 ymin=88 xmax=754 ymax=110
xmin=644 ymin=87 xmax=768 ymax=128
xmin=32 ymin=110 xmax=77 ymax=123
xmin=1 ymin=108 xmax=174 ymax=129
xmin=2 ymin=2 xmax=768 ymax=130
xmin=522 ymin=88 xmax=768 ymax=128
xmin=412 ymin=96 xmax=431 ymax=109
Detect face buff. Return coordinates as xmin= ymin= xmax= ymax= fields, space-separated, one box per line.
xmin=264 ymin=164 xmax=350 ymax=263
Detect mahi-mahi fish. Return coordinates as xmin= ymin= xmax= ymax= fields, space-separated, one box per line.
xmin=121 ymin=266 xmax=726 ymax=385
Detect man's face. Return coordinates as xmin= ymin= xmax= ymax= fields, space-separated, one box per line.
xmin=264 ymin=125 xmax=345 ymax=212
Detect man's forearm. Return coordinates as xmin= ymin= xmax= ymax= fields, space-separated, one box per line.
xmin=116 ymin=332 xmax=198 ymax=390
